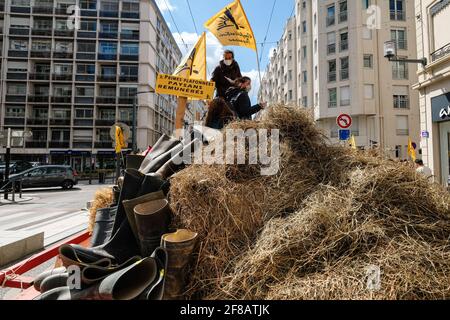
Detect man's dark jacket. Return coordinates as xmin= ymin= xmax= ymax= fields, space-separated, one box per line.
xmin=211 ymin=60 xmax=242 ymax=98
xmin=225 ymin=87 xmax=262 ymax=120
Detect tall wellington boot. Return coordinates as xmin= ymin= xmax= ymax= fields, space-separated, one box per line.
xmin=111 ymin=186 xmax=121 ymax=207
xmin=161 ymin=229 xmax=198 ymax=300
xmin=40 ymin=273 xmax=70 ymax=293
xmin=33 ymin=267 xmax=66 ymax=291
xmin=81 ymin=256 xmax=141 ymax=285
xmin=139 ymin=135 xmax=182 ymax=174
xmin=139 ymin=247 xmax=168 ymax=300
xmin=117 ymin=176 xmax=124 ymax=190
xmin=134 ymin=199 xmax=172 ymax=257
xmin=122 ymin=191 xmax=166 ymax=242
xmin=126 ymin=155 xmax=145 ymax=170
xmin=35 ymin=257 xmax=157 ymax=300
xmin=155 ymin=139 xmax=200 ymax=180
xmin=90 ymin=206 xmax=117 ymax=247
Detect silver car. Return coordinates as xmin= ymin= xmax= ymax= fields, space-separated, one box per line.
xmin=8 ymin=165 xmax=78 ymax=190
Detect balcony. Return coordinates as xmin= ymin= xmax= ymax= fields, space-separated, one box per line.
xmin=340 ymin=40 xmax=348 ymax=51
xmin=98 ymin=53 xmax=117 ymax=60
xmin=95 ymin=141 xmax=113 ymax=149
xmin=99 ymin=32 xmax=118 ymax=39
xmin=75 ymin=74 xmax=95 ymax=81
xmin=11 ymin=6 xmax=31 ymax=14
xmin=340 ymin=69 xmax=349 ymax=81
xmin=76 ymin=52 xmax=96 ymax=60
xmin=74 ymin=119 xmax=94 ymax=126
xmin=30 ymin=50 xmax=51 ymax=58
xmin=8 ymin=50 xmax=28 ymax=58
xmin=328 ymin=101 xmax=337 ymax=108
xmin=55 ymin=7 xmax=73 ymax=15
xmin=9 ymin=28 xmax=30 ymax=36
xmin=97 ymin=75 xmax=117 ymax=82
xmin=32 ymin=28 xmax=52 ymax=36
xmin=118 ymin=97 xmax=134 ymax=104
xmin=26 ymin=141 xmax=47 ymax=148
xmin=96 ymin=97 xmax=116 ymax=104
xmin=394 ymin=97 xmax=409 ymax=109
xmin=390 ymin=10 xmax=405 ymax=21
xmin=121 ymin=11 xmax=139 ymax=19
xmin=54 ymin=30 xmax=74 ymax=37
xmin=53 ymin=74 xmax=72 ymax=81
xmin=95 ymin=119 xmax=116 ymax=126
xmin=32 ymin=6 xmax=53 ymax=14
xmin=339 ymin=11 xmax=347 ymax=23
xmin=50 ymin=118 xmax=71 ymax=125
xmin=77 ymin=31 xmax=96 ymax=38
xmin=431 ymin=43 xmax=450 ymax=62
xmin=7 ymin=72 xmax=27 ymax=80
xmin=27 ymin=118 xmax=48 ymax=125
xmin=51 ymin=96 xmax=72 ymax=103
xmin=328 ymin=71 xmax=336 ymax=82
xmin=73 ymin=141 xmax=93 ymax=148
xmin=327 ymin=44 xmax=336 ymax=55
xmin=29 ymin=95 xmax=50 ymax=103
xmin=100 ymin=11 xmax=119 ymax=18
xmin=119 ymin=75 xmax=138 ymax=82
xmin=120 ymin=31 xmax=139 ymax=40
xmin=5 ymin=95 xmax=26 ymax=102
xmin=49 ymin=141 xmax=70 ymax=148
xmin=54 ymin=51 xmax=73 ymax=59
xmin=81 ymin=9 xmax=97 ymax=17
xmin=4 ymin=118 xmax=25 ymax=125
xmin=30 ymin=73 xmax=50 ymax=80
xmin=326 ymin=16 xmax=335 ymax=27
xmin=119 ymin=54 xmax=138 ymax=61
xmin=75 ymin=96 xmax=94 ymax=104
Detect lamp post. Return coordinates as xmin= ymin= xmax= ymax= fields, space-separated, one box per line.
xmin=384 ymin=40 xmax=427 ymax=66
xmin=132 ymin=90 xmax=155 ymax=154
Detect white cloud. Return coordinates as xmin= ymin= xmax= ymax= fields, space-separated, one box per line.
xmin=155 ymin=0 xmax=176 ymax=12
xmin=242 ymin=69 xmax=266 ymax=103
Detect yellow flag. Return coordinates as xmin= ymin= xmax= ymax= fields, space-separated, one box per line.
xmin=408 ymin=138 xmax=416 ymax=161
xmin=349 ymin=135 xmax=357 ymax=150
xmin=115 ymin=126 xmax=127 ymax=154
xmin=173 ymin=32 xmax=207 ymax=81
xmin=204 ymin=0 xmax=257 ymax=51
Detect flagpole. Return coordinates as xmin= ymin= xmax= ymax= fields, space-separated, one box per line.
xmin=255 ymin=46 xmax=263 ymax=95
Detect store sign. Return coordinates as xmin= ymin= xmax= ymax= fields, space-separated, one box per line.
xmin=432 ymin=93 xmax=450 ymax=122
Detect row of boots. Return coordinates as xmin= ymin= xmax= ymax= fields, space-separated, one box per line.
xmin=33 ymin=135 xmax=201 ymax=300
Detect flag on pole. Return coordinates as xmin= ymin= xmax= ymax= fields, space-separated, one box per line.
xmin=173 ymin=32 xmax=207 ymax=81
xmin=115 ymin=126 xmax=127 ymax=154
xmin=204 ymin=0 xmax=257 ymax=51
xmin=349 ymin=135 xmax=357 ymax=150
xmin=408 ymin=138 xmax=417 ymax=161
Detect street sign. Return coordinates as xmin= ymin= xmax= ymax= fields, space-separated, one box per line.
xmin=337 ymin=114 xmax=352 ymax=129
xmin=339 ymin=129 xmax=351 ymax=141
xmin=421 ymin=131 xmax=430 ymax=138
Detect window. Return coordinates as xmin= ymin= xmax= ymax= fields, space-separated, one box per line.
xmin=362 ymin=0 xmax=371 ymax=10
xmin=77 ymin=64 xmax=95 ymax=74
xmin=55 ymin=42 xmax=73 ymax=52
xmin=100 ymin=21 xmax=118 ymax=33
xmin=327 ymin=32 xmax=336 ymax=55
xmin=101 ymin=0 xmax=118 ymax=12
xmin=5 ymin=106 xmax=25 ymax=118
xmin=34 ymin=19 xmax=52 ymax=30
xmin=390 ymin=0 xmax=405 ymax=21
xmin=328 ymin=60 xmax=336 ymax=82
xmin=396 ymin=115 xmax=409 ymax=136
xmin=120 ymin=87 xmax=137 ymax=97
xmin=80 ymin=0 xmax=97 ymax=10
xmin=80 ymin=20 xmax=97 ymax=31
xmin=351 ymin=117 xmax=360 ymax=136
xmin=53 ymin=85 xmax=72 ymax=97
xmin=7 ymin=83 xmax=26 ymax=95
xmin=99 ymin=42 xmax=117 ymax=54
xmin=315 ymin=66 xmax=318 ymax=80
xmin=32 ymin=40 xmax=51 ymax=51
xmin=12 ymin=0 xmax=30 ymax=6
xmin=100 ymin=87 xmax=116 ymax=96
xmin=302 ymin=71 xmax=307 ymax=83
xmin=76 ymin=87 xmax=94 ymax=97
xmin=392 ymin=59 xmax=408 ymax=79
xmin=328 ymin=88 xmax=337 ymax=108
xmin=51 ymin=130 xmax=70 ymax=141
xmin=393 ymin=95 xmax=409 ymax=109
xmin=54 ymin=64 xmax=72 ymax=74
xmin=52 ymin=109 xmax=71 ymax=119
xmin=327 ymin=5 xmax=335 ymax=26
xmin=315 ymin=93 xmax=319 ymax=106
xmin=339 ymin=1 xmax=348 ymax=23
xmin=120 ymin=43 xmax=138 ymax=55
xmin=363 ymin=54 xmax=373 ymax=68
xmin=340 ymin=31 xmax=348 ymax=51
xmin=75 ymin=108 xmax=94 ymax=118
xmin=391 ymin=29 xmax=407 ymax=50
xmin=302 ymin=46 xmax=307 ymax=59
xmin=9 ymin=39 xmax=28 ymax=51
xmin=288 ymin=70 xmax=292 ymax=81
xmin=289 ymin=90 xmax=293 ymax=101
xmin=122 ymin=2 xmax=139 ymax=12
xmin=101 ymin=66 xmax=116 ymax=76
xmin=340 ymin=57 xmax=349 ymax=80
xmin=98 ymin=108 xmax=115 ymax=120
xmin=314 ymin=39 xmax=318 ymax=53
xmin=364 ymin=84 xmax=374 ymax=99
xmin=340 ymin=86 xmax=351 ymax=106
xmin=302 ymin=21 xmax=306 ymax=33
xmin=302 ymin=96 xmax=307 ymax=107
xmin=78 ymin=41 xmax=96 ymax=52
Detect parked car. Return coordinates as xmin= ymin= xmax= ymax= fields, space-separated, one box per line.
xmin=8 ymin=166 xmax=78 ymax=190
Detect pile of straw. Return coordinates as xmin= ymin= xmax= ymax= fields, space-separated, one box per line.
xmin=87 ymin=188 xmax=114 ymax=234
xmin=169 ymin=105 xmax=450 ymax=300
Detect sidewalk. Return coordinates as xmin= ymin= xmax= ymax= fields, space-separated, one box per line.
xmin=0 ymin=196 xmax=34 ymax=205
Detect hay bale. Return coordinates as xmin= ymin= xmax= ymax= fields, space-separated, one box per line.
xmin=87 ymin=188 xmax=114 ymax=234
xmin=169 ymin=104 xmax=450 ymax=300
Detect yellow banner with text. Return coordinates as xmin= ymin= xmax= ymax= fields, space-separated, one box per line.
xmin=156 ymin=74 xmax=215 ymax=100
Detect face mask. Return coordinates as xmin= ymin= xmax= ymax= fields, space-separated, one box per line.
xmin=224 ymin=59 xmax=233 ymax=66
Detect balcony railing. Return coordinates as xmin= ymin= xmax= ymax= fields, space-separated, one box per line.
xmin=11 ymin=6 xmax=31 ymax=14
xmin=99 ymin=32 xmax=118 ymax=39
xmin=77 ymin=31 xmax=97 ymax=38
xmin=49 ymin=141 xmax=70 ymax=148
xmin=27 ymin=118 xmax=48 ymax=125
xmin=121 ymin=11 xmax=139 ymax=19
xmin=76 ymin=52 xmax=96 ymax=60
xmin=120 ymin=54 xmax=138 ymax=61
xmin=97 ymin=75 xmax=117 ymax=82
xmin=32 ymin=6 xmax=54 ymax=14
xmin=9 ymin=28 xmax=30 ymax=36
xmin=98 ymin=53 xmax=117 ymax=60
xmin=75 ymin=74 xmax=95 ymax=81
xmin=95 ymin=141 xmax=114 ymax=149
xmin=54 ymin=52 xmax=74 ymax=59
xmin=7 ymin=72 xmax=27 ymax=80
xmin=26 ymin=141 xmax=48 ymax=148
xmin=395 ymin=39 xmax=408 ymax=50
xmin=120 ymin=31 xmax=139 ymax=40
xmin=54 ymin=30 xmax=74 ymax=37
xmin=431 ymin=43 xmax=450 ymax=62
xmin=339 ymin=11 xmax=348 ymax=23
xmin=73 ymin=141 xmax=93 ymax=148
xmin=8 ymin=50 xmax=28 ymax=58
xmin=328 ymin=71 xmax=336 ymax=82
xmin=50 ymin=118 xmax=71 ymax=125
xmin=118 ymin=97 xmax=134 ymax=104
xmin=75 ymin=96 xmax=95 ymax=104
xmin=29 ymin=95 xmax=50 ymax=103
xmin=394 ymin=97 xmax=409 ymax=109
xmin=328 ymin=101 xmax=337 ymax=108
xmin=119 ymin=75 xmax=138 ymax=82
xmin=81 ymin=9 xmax=97 ymax=17
xmin=53 ymin=74 xmax=73 ymax=81
xmin=100 ymin=10 xmax=119 ymax=17
xmin=340 ymin=68 xmax=349 ymax=80
xmin=327 ymin=44 xmax=336 ymax=55
xmin=96 ymin=97 xmax=117 ymax=104
xmin=30 ymin=50 xmax=51 ymax=58
xmin=326 ymin=16 xmax=335 ymax=27
xmin=4 ymin=117 xmax=25 ymax=125
xmin=95 ymin=119 xmax=116 ymax=126
xmin=6 ymin=95 xmax=26 ymax=102
xmin=30 ymin=73 xmax=50 ymax=80
xmin=74 ymin=119 xmax=94 ymax=126
xmin=32 ymin=28 xmax=52 ymax=36
xmin=390 ymin=10 xmax=405 ymax=21
xmin=51 ymin=96 xmax=72 ymax=103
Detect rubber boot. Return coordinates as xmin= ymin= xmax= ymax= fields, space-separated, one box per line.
xmin=126 ymin=155 xmax=145 ymax=170
xmin=139 ymin=247 xmax=168 ymax=300
xmin=40 ymin=273 xmax=70 ymax=293
xmin=34 ymin=267 xmax=66 ymax=292
xmin=81 ymin=256 xmax=141 ymax=285
xmin=155 ymin=139 xmax=200 ymax=180
xmin=90 ymin=207 xmax=117 ymax=247
xmin=34 ymin=257 xmax=157 ymax=300
xmin=139 ymin=135 xmax=182 ymax=174
xmin=161 ymin=229 xmax=198 ymax=300
xmin=134 ymin=199 xmax=172 ymax=257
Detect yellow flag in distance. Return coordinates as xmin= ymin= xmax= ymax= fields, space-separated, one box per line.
xmin=173 ymin=32 xmax=207 ymax=81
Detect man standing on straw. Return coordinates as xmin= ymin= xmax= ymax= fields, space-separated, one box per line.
xmin=211 ymin=50 xmax=242 ymax=98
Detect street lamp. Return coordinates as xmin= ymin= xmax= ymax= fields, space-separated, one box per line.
xmin=384 ymin=40 xmax=427 ymax=66
xmin=132 ymin=90 xmax=155 ymax=154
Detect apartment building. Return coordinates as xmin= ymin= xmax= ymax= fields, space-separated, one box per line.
xmin=261 ymin=0 xmax=421 ymax=158
xmin=0 ymin=0 xmax=181 ymax=172
xmin=259 ymin=17 xmax=297 ymax=105
xmin=413 ymin=0 xmax=450 ymax=186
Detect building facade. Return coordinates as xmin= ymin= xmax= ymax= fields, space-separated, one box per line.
xmin=413 ymin=0 xmax=450 ymax=186
xmin=0 ymin=0 xmax=181 ymax=172
xmin=261 ymin=0 xmax=421 ymax=159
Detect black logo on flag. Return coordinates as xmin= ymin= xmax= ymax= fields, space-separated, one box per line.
xmin=217 ymin=8 xmax=242 ymax=31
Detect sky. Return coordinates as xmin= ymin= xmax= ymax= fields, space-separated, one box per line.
xmin=154 ymin=0 xmax=295 ymax=103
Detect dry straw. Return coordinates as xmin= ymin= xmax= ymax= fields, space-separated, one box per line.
xmin=87 ymin=188 xmax=114 ymax=234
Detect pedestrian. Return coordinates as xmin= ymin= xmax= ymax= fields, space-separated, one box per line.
xmin=225 ymin=76 xmax=266 ymax=120
xmin=211 ymin=50 xmax=242 ymax=98
xmin=204 ymin=98 xmax=235 ymax=130
xmin=415 ymin=159 xmax=433 ymax=179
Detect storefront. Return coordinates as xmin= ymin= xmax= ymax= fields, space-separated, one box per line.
xmin=431 ymin=93 xmax=450 ymax=186
xmin=50 ymin=150 xmax=93 ymax=173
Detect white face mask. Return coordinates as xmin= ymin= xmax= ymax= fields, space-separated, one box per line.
xmin=224 ymin=59 xmax=233 ymax=66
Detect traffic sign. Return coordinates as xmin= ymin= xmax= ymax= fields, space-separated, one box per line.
xmin=337 ymin=114 xmax=352 ymax=129
xmin=339 ymin=129 xmax=351 ymax=141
